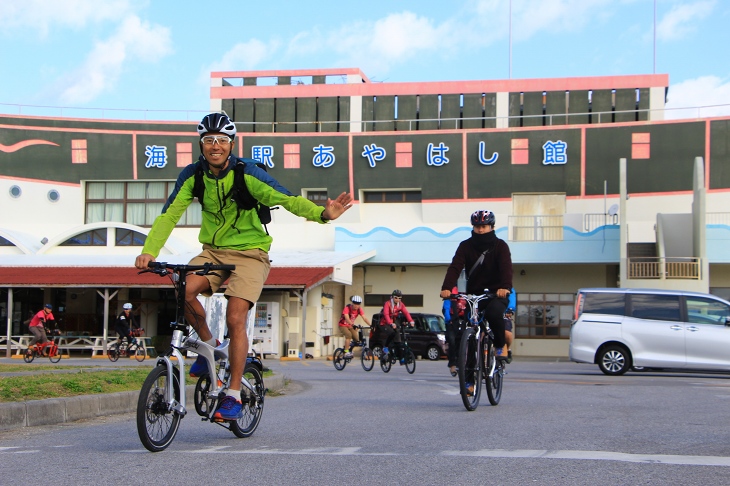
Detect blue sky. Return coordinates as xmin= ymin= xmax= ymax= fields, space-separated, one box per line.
xmin=0 ymin=0 xmax=728 ymax=120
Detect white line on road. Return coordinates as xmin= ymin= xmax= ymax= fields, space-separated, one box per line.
xmin=442 ymin=449 xmax=730 ymax=466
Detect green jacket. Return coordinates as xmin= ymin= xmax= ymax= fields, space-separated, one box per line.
xmin=142 ymin=156 xmax=326 ymax=257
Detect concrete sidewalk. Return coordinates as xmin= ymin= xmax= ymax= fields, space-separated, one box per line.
xmin=0 ymin=373 xmax=286 ymax=431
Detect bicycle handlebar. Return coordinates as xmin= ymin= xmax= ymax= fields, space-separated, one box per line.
xmin=138 ymin=261 xmax=236 ymax=277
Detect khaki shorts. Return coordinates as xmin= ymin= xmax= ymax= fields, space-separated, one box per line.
xmin=189 ymin=246 xmax=271 ymax=304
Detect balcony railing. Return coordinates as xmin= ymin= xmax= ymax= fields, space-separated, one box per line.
xmin=584 ymin=213 xmax=618 ymax=232
xmin=627 ymin=257 xmax=700 ymax=280
xmin=509 ymin=215 xmax=564 ymax=241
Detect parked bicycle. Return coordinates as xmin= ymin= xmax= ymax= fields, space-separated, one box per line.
xmin=136 ymin=262 xmax=265 ymax=452
xmin=333 ymin=325 xmax=375 ymax=371
xmin=454 ymin=291 xmax=507 ymax=411
xmin=108 ymin=338 xmax=146 ymax=362
xmin=24 ymin=337 xmax=61 ymax=363
xmin=379 ymin=319 xmax=416 ymax=374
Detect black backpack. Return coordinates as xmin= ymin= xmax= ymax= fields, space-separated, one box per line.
xmin=192 ymin=158 xmax=274 ymax=233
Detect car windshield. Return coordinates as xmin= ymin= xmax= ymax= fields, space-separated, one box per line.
xmin=424 ymin=316 xmax=446 ymax=332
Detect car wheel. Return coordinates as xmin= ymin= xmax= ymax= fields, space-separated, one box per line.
xmin=426 ymin=345 xmax=440 ymax=361
xmin=597 ymin=345 xmax=631 ymax=376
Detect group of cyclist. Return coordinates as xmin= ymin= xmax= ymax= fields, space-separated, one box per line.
xmin=337 ymin=209 xmax=514 ymax=378
xmin=123 ymin=111 xmax=508 ymax=422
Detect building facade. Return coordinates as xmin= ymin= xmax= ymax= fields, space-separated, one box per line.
xmin=1 ymin=68 xmax=729 ymax=359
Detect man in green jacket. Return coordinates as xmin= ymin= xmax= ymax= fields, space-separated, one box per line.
xmin=135 ymin=113 xmax=352 ymax=421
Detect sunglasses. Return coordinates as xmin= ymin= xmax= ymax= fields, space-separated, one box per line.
xmin=393 ymin=296 xmax=402 ymax=299
xmin=201 ymin=135 xmax=232 ymax=146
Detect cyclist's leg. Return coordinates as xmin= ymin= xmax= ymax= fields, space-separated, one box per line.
xmin=483 ymin=299 xmax=508 ymax=356
xmin=28 ymin=326 xmax=42 ymax=347
xmin=225 ymin=296 xmax=252 ymax=393
xmin=215 ymin=249 xmax=269 ymax=420
xmin=445 ymin=319 xmax=458 ymax=369
xmin=184 ymin=274 xmax=214 ymax=341
xmin=381 ymin=325 xmax=395 ymax=353
xmin=504 ymin=317 xmax=514 ymax=362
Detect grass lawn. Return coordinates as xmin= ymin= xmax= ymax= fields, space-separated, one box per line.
xmin=0 ymin=364 xmax=272 ymax=402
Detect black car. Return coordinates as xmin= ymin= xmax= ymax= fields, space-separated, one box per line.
xmin=369 ymin=313 xmax=448 ymax=360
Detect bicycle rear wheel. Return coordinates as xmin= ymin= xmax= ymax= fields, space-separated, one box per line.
xmin=457 ymin=327 xmax=482 ymax=411
xmin=134 ymin=344 xmax=146 ymax=362
xmin=231 ymin=364 xmax=265 ymax=438
xmin=108 ymin=344 xmax=120 ymax=362
xmin=333 ymin=348 xmax=346 ymax=370
xmin=23 ymin=349 xmax=34 ymax=363
xmin=404 ymin=348 xmax=416 ymax=374
xmin=484 ymin=340 xmax=503 ymax=405
xmin=136 ymin=365 xmax=181 ymax=452
xmin=361 ymin=347 xmax=374 ymax=371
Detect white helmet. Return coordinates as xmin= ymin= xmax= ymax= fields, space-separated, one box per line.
xmin=123 ymin=303 xmax=133 ymax=310
xmin=350 ymin=295 xmax=362 ymax=304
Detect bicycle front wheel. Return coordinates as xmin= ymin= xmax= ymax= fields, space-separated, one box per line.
xmin=458 ymin=327 xmax=482 ymax=411
xmin=231 ymin=364 xmax=265 ymax=438
xmin=485 ymin=341 xmax=503 ymax=406
xmin=136 ymin=365 xmax=181 ymax=452
xmin=333 ymin=348 xmax=346 ymax=370
xmin=361 ymin=347 xmax=374 ymax=372
xmin=380 ymin=352 xmax=392 ymax=373
xmin=134 ymin=344 xmax=146 ymax=362
xmin=48 ymin=345 xmax=61 ymax=363
xmin=404 ymin=348 xmax=416 ymax=374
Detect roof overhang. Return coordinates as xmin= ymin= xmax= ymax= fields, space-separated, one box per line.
xmin=0 ymin=249 xmax=377 ymax=291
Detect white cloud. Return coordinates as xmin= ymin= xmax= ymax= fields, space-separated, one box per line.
xmin=208 ymin=39 xmax=281 ymax=73
xmin=0 ymin=0 xmax=137 ymax=37
xmin=665 ymin=76 xmax=730 ymax=119
xmin=57 ymin=15 xmax=172 ymax=104
xmin=657 ymin=0 xmax=715 ymax=41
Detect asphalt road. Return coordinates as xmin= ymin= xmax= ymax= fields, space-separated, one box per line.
xmin=2 ymin=357 xmax=730 ymax=485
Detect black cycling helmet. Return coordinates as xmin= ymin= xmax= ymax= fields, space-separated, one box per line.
xmin=471 ymin=210 xmax=495 ymax=226
xmin=44 ymin=304 xmax=53 ymax=310
xmin=391 ymin=289 xmax=403 ymax=297
xmin=197 ymin=113 xmax=237 ymax=138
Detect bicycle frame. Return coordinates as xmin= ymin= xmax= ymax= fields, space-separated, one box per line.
xmin=150 ymin=263 xmax=258 ymax=416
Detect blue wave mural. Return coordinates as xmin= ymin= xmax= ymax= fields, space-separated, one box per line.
xmin=335 ymin=226 xmax=621 ymax=264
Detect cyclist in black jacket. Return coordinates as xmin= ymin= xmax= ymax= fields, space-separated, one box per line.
xmin=440 ymin=210 xmax=513 ymax=370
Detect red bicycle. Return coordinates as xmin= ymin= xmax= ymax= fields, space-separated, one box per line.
xmin=24 ymin=338 xmax=61 ymax=363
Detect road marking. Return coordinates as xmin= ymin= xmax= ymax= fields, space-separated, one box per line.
xmin=184 ymin=446 xmax=399 ymax=456
xmin=442 ymin=449 xmax=730 ymax=466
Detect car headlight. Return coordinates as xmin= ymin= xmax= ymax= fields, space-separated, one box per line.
xmin=437 ymin=333 xmax=446 ymax=342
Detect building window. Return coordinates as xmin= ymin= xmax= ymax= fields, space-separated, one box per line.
xmin=363 ymin=190 xmax=422 ymax=203
xmin=395 ymin=142 xmax=413 ymax=168
xmin=305 ymin=190 xmax=328 ymax=206
xmin=60 ymin=229 xmax=107 ymax=246
xmin=515 ymin=293 xmax=574 ymax=338
xmin=85 ymin=181 xmax=202 ymax=227
xmin=283 ymin=143 xmax=300 ymax=168
xmin=511 ymin=138 xmax=529 ymax=165
xmin=631 ymin=132 xmax=650 ymax=159
xmin=115 ymin=229 xmax=146 ymax=246
xmin=364 ymin=294 xmax=423 ymax=307
xmin=176 ymin=143 xmax=193 ymax=167
xmin=71 ymin=139 xmax=88 ymax=164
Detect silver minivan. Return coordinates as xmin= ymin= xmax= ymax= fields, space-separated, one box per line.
xmin=569 ymin=288 xmax=730 ymax=375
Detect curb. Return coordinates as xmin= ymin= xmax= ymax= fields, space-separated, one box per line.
xmin=0 ymin=373 xmax=286 ymax=431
